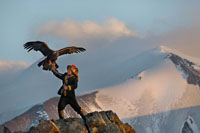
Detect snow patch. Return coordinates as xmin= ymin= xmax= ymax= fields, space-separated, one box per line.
xmin=36 ymin=110 xmax=49 ymax=120
xmin=193 ymin=64 xmax=200 ymax=71
xmin=30 ymin=109 xmax=49 ymax=128
xmin=181 ymin=116 xmax=199 ymax=133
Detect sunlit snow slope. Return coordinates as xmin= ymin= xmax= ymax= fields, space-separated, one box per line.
xmin=95 ymin=46 xmax=200 ymax=133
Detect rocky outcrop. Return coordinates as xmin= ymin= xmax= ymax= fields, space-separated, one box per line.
xmin=4 ymin=110 xmax=135 ymax=133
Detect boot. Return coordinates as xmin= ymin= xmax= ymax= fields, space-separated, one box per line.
xmin=58 ymin=109 xmax=65 ymax=119
xmin=82 ymin=115 xmax=90 ymax=133
xmin=79 ymin=109 xmax=90 ymax=133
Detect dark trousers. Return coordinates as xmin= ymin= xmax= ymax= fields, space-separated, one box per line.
xmin=57 ymin=95 xmax=85 ymax=119
xmin=58 ymin=95 xmax=90 ymax=132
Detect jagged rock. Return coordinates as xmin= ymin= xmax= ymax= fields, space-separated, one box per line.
xmin=29 ymin=119 xmax=60 ymax=133
xmin=86 ymin=111 xmax=106 ymax=127
xmin=169 ymin=53 xmax=200 ymax=87
xmin=27 ymin=110 xmax=135 ymax=133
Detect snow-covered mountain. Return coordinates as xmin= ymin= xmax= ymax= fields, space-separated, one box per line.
xmin=1 ymin=46 xmax=200 ymax=133
xmin=95 ymin=52 xmax=200 ymax=133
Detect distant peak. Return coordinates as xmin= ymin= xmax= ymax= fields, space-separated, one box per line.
xmin=159 ymin=45 xmax=175 ymax=53
xmin=159 ymin=45 xmax=200 ymax=65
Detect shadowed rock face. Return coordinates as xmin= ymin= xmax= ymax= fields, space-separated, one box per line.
xmin=4 ymin=110 xmax=135 ymax=133
xmin=169 ymin=53 xmax=200 ymax=87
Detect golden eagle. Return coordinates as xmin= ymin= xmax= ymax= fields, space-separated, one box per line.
xmin=24 ymin=41 xmax=86 ymax=70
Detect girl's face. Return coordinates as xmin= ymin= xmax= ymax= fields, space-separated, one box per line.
xmin=67 ymin=69 xmax=72 ymax=75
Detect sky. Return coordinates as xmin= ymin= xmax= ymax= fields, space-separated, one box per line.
xmin=0 ymin=0 xmax=200 ymax=64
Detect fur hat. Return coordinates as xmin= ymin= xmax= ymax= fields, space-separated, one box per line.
xmin=67 ymin=65 xmax=79 ymax=80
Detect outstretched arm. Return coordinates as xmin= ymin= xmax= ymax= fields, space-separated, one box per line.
xmin=51 ymin=68 xmax=63 ymax=80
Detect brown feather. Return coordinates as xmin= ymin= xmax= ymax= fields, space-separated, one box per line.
xmin=57 ymin=46 xmax=86 ymax=56
xmin=24 ymin=41 xmax=53 ymax=56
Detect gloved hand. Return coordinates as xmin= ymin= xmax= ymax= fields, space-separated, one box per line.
xmin=49 ymin=60 xmax=56 ymax=71
xmin=49 ymin=64 xmax=56 ymax=71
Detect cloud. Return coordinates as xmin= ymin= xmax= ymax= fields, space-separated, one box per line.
xmin=37 ymin=15 xmax=200 ymax=59
xmin=0 ymin=60 xmax=30 ymax=86
xmin=0 ymin=60 xmax=29 ymax=72
xmin=38 ymin=18 xmax=141 ymax=46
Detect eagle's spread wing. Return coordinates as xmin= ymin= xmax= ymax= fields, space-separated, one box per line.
xmin=57 ymin=46 xmax=86 ymax=56
xmin=24 ymin=41 xmax=53 ymax=56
